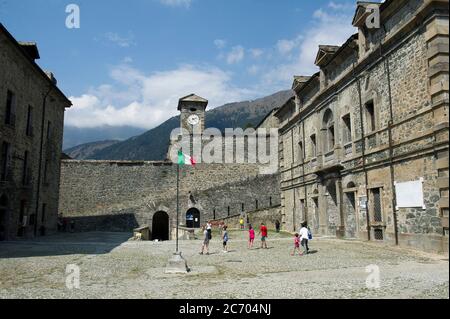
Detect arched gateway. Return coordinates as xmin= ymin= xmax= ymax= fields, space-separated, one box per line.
xmin=152 ymin=211 xmax=169 ymax=241
xmin=186 ymin=208 xmax=201 ymax=228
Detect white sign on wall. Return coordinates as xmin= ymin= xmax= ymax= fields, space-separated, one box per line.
xmin=394 ymin=178 xmax=426 ymax=210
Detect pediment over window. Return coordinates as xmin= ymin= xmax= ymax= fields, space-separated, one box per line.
xmin=314 ymin=45 xmax=340 ymax=67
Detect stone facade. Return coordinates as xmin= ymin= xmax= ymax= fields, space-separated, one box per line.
xmin=0 ymin=24 xmax=71 ymax=240
xmin=275 ymin=0 xmax=449 ymax=253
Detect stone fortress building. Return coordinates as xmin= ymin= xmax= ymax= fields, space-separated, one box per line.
xmin=59 ymin=94 xmax=283 ymax=240
xmin=275 ymin=0 xmax=449 ymax=253
xmin=16 ymin=0 xmax=448 ymax=254
xmin=0 ymin=24 xmax=72 ymax=240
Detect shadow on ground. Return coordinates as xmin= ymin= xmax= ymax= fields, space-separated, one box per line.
xmin=0 ymin=232 xmax=132 ymax=259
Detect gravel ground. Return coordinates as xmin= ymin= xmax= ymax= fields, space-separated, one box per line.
xmin=0 ymin=231 xmax=448 ymax=299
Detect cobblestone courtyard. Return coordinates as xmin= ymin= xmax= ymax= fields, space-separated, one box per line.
xmin=0 ymin=231 xmax=448 ymax=299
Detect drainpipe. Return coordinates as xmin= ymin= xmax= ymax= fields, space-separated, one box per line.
xmin=353 ymin=64 xmax=371 ymax=241
xmin=291 ymin=128 xmax=296 ymax=231
xmin=34 ymin=86 xmax=52 ymax=237
xmin=380 ymin=31 xmax=399 ymax=246
xmin=302 ymin=121 xmax=308 ymax=225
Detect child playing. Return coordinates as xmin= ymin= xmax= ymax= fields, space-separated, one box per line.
xmin=248 ymin=225 xmax=255 ymax=249
xmin=291 ymin=233 xmax=302 ymax=256
xmin=222 ymin=226 xmax=229 ymax=253
xmin=259 ymin=223 xmax=268 ymax=249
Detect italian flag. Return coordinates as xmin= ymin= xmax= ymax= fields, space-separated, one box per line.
xmin=178 ymin=150 xmax=196 ymax=166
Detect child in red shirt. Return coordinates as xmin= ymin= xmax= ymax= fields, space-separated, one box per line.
xmin=291 ymin=233 xmax=302 ymax=256
xmin=259 ymin=223 xmax=268 ymax=249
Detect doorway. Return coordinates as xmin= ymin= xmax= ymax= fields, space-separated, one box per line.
xmin=312 ymin=196 xmax=319 ymax=235
xmin=345 ymin=192 xmax=357 ymax=238
xmin=152 ymin=211 xmax=169 ymax=241
xmin=186 ymin=208 xmax=200 ymax=228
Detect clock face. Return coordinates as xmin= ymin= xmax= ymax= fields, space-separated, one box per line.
xmin=187 ymin=114 xmax=200 ymax=126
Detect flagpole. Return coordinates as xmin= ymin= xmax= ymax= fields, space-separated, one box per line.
xmin=176 ymin=162 xmax=179 ymax=254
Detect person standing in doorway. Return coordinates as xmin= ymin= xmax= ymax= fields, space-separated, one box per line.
xmin=275 ymin=220 xmax=281 ymax=233
xmin=299 ymin=222 xmax=310 ymax=255
xmin=259 ymin=223 xmax=268 ymax=249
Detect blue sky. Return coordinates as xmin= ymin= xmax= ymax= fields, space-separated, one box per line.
xmin=0 ymin=0 xmax=365 ymax=131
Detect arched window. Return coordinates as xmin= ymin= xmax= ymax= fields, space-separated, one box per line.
xmin=322 ymin=109 xmax=335 ymax=152
xmin=347 ymin=182 xmax=356 ymax=189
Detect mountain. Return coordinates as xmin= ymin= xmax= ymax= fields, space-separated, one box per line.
xmin=63 ymin=125 xmax=146 ymax=149
xmin=86 ymin=90 xmax=293 ymax=161
xmin=64 ymin=140 xmax=121 ymax=160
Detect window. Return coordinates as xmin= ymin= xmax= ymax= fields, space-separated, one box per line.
xmin=328 ymin=125 xmax=335 ymax=151
xmin=310 ymin=134 xmax=317 ymax=158
xmin=1 ymin=142 xmax=11 ymax=181
xmin=22 ymin=151 xmax=29 ymax=185
xmin=26 ymin=105 xmax=33 ymax=137
xmin=255 ymin=199 xmax=259 ymax=210
xmin=342 ymin=114 xmax=352 ymax=144
xmin=298 ymin=142 xmax=304 ymax=163
xmin=5 ymin=90 xmax=16 ymax=126
xmin=323 ymin=110 xmax=335 ymax=153
xmin=365 ymin=101 xmax=376 ymax=132
xmin=241 ymin=203 xmax=245 ymax=212
xmin=371 ymin=188 xmax=383 ymax=223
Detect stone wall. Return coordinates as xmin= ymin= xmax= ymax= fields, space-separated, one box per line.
xmin=59 ymin=160 xmax=281 ymax=234
xmin=212 ymin=205 xmax=283 ymax=231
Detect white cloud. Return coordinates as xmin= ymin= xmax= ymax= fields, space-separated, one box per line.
xmin=123 ymin=57 xmax=133 ymax=63
xmin=66 ymin=64 xmax=257 ymax=129
xmin=226 ymin=46 xmax=245 ymax=64
xmin=276 ymin=39 xmax=297 ymax=55
xmin=104 ymin=32 xmax=136 ymax=48
xmin=328 ymin=1 xmax=355 ymax=11
xmin=261 ymin=4 xmax=356 ymax=89
xmin=214 ymin=39 xmax=227 ymax=49
xmin=249 ymin=48 xmax=264 ymax=58
xmin=159 ymin=0 xmax=192 ymax=8
xmin=247 ymin=65 xmax=260 ymax=75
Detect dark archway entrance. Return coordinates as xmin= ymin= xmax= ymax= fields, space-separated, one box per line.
xmin=0 ymin=194 xmax=9 ymax=241
xmin=186 ymin=208 xmax=200 ymax=228
xmin=152 ymin=211 xmax=169 ymax=241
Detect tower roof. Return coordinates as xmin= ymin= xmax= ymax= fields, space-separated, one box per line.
xmin=178 ymin=94 xmax=208 ymax=110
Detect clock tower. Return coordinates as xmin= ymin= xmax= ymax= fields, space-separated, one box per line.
xmin=167 ymin=94 xmax=208 ymax=161
xmin=178 ymin=93 xmax=208 ymax=136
